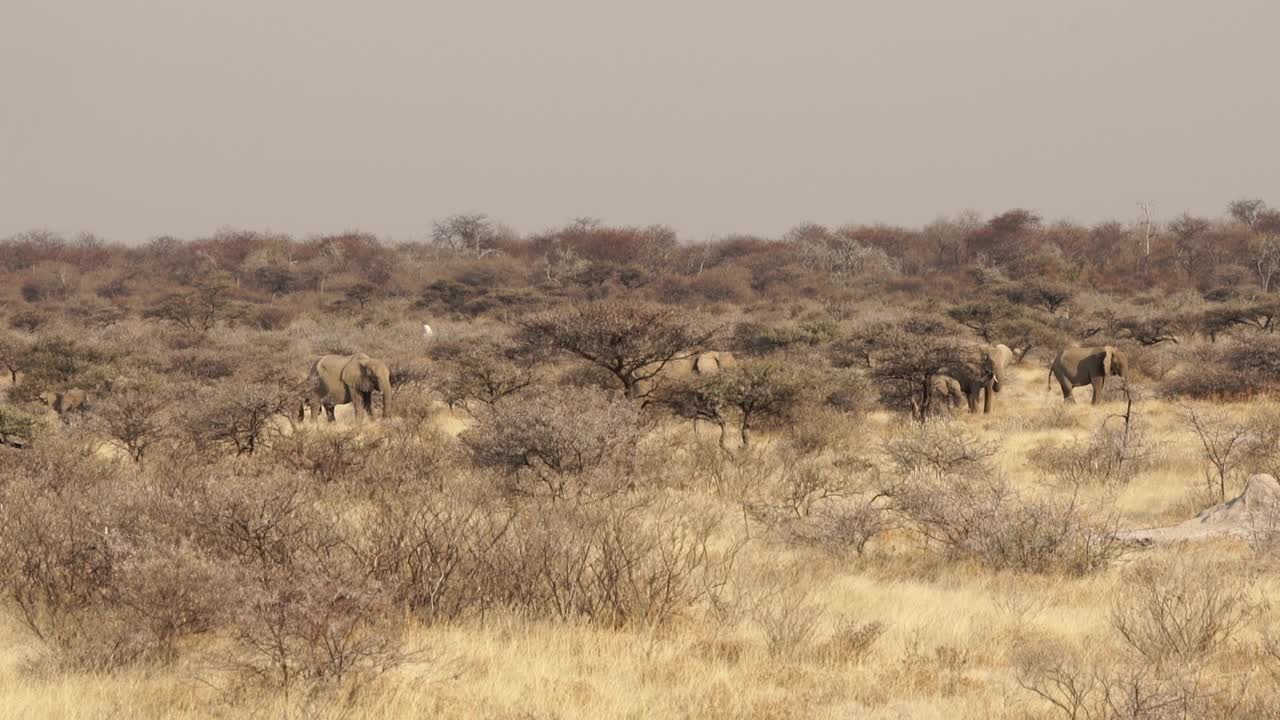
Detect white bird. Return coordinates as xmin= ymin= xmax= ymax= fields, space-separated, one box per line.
xmin=423 ymin=323 xmax=434 ymax=338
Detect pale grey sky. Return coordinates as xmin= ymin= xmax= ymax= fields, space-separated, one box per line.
xmin=2 ymin=0 xmax=1277 ymax=243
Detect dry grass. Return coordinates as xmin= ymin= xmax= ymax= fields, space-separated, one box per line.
xmin=4 ymin=365 xmax=1280 ymax=719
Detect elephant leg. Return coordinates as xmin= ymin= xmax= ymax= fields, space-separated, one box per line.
xmin=349 ymin=386 xmax=364 ymax=422
xmin=1091 ymin=376 xmax=1105 ymax=405
xmin=1057 ymin=376 xmax=1074 ymax=403
xmin=982 ymin=380 xmax=994 ymax=414
xmin=361 ymin=390 xmax=374 ymax=418
xmin=966 ymin=392 xmax=978 ymax=414
xmin=324 ymin=403 xmax=336 ymax=422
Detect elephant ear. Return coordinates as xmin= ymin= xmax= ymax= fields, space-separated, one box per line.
xmin=695 ymin=352 xmax=719 ymax=374
xmin=1103 ymin=347 xmax=1114 ymax=377
xmin=718 ymin=352 xmax=738 ymax=369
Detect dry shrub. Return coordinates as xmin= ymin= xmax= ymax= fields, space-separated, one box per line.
xmin=732 ymin=318 xmax=839 ymax=355
xmin=462 ymin=386 xmax=645 ymax=500
xmin=822 ymin=366 xmax=876 ymax=415
xmin=87 ymin=379 xmax=174 ymax=463
xmin=893 ymin=472 xmax=1125 ymax=575
xmin=359 ymin=425 xmax=462 ymax=494
xmin=166 ymin=349 xmax=236 ymax=383
xmin=1126 ymin=342 xmax=1183 ymax=383
xmin=1016 ymin=626 xmax=1275 ymax=720
xmin=190 ymin=469 xmax=319 ymax=569
xmin=271 ymin=431 xmax=382 ymax=484
xmin=354 ymin=479 xmax=737 ymax=629
xmin=681 ymin=435 xmax=776 ymax=499
xmin=1013 ymin=639 xmax=1241 ymax=720
xmin=434 ymin=338 xmax=538 ymax=411
xmin=1030 ymin=420 xmax=1149 ymax=489
xmin=769 ymin=498 xmax=891 ymax=557
xmin=0 ymin=405 xmax=40 ymax=448
xmin=231 ymin=566 xmax=408 ymax=691
xmin=1161 ymin=338 xmax=1280 ymax=401
xmin=1110 ymin=556 xmax=1259 ymax=666
xmin=737 ymin=411 xmax=891 ymax=555
xmin=776 ymin=452 xmax=860 ymax=518
xmin=186 ymin=380 xmax=294 ymax=456
xmin=354 ymin=481 xmax=515 ymax=622
xmin=994 ymin=403 xmax=1079 ymax=433
xmin=555 ymin=362 xmax=620 ymax=391
xmin=0 ymin=455 xmax=419 ymax=689
xmin=1183 ymin=405 xmax=1254 ymax=503
xmin=813 ymin=616 xmax=886 ymax=665
xmin=883 ymin=419 xmax=997 ymax=477
xmin=491 ymin=497 xmax=737 ymax=628
xmin=248 ymin=304 xmax=296 ymax=331
xmin=751 ymin=584 xmax=824 ymax=658
xmin=0 ymin=438 xmax=223 ymax=670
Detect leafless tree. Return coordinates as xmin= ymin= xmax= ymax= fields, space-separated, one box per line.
xmin=431 ymin=213 xmax=498 ymax=258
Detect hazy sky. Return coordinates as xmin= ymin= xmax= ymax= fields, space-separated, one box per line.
xmin=2 ymin=1 xmax=1277 ymax=243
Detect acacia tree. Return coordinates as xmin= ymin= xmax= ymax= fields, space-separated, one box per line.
xmin=660 ymin=361 xmax=811 ymax=449
xmin=1002 ymin=280 xmax=1073 ymax=315
xmin=991 ymin=315 xmax=1064 ymax=363
xmin=0 ymin=330 xmax=29 ymax=384
xmin=438 ymin=339 xmax=539 ymax=411
xmin=947 ymin=300 xmax=1019 ymax=343
xmin=144 ymin=274 xmax=244 ymax=336
xmin=868 ymin=328 xmax=967 ymax=422
xmin=519 ymin=299 xmax=718 ymax=399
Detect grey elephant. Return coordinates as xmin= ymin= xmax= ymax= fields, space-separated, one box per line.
xmin=929 ymin=374 xmax=966 ymax=412
xmin=301 ymin=353 xmax=392 ymax=422
xmin=635 ymin=350 xmax=737 ymax=398
xmin=936 ymin=343 xmax=1013 ymax=414
xmin=40 ymin=388 xmax=91 ymax=417
xmin=1049 ymin=345 xmax=1128 ymax=404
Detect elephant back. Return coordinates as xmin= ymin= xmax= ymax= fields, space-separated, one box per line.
xmin=665 ymin=356 xmax=697 ymax=378
xmin=695 ymin=352 xmax=720 ymax=374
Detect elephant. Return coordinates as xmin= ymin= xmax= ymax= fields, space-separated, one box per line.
xmin=1049 ymin=345 xmax=1128 ymax=404
xmin=934 ymin=343 xmax=1012 ymax=414
xmin=929 ymin=374 xmax=966 ymax=412
xmin=694 ymin=350 xmax=737 ymax=374
xmin=301 ymin=353 xmax=392 ymax=423
xmin=40 ymin=388 xmax=90 ymax=417
xmin=634 ymin=350 xmax=737 ymax=399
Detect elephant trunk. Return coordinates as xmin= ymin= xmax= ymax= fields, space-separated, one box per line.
xmin=377 ymin=368 xmax=392 ymax=418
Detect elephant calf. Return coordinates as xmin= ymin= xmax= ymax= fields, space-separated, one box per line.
xmin=929 ymin=374 xmax=966 ymax=412
xmin=302 ymin=353 xmax=393 ymax=423
xmin=1049 ymin=345 xmax=1128 ymax=404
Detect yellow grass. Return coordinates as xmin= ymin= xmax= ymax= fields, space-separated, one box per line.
xmin=3 ymin=364 xmax=1278 ymax=719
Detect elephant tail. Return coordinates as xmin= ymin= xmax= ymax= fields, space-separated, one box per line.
xmin=1046 ymin=366 xmax=1053 ymax=393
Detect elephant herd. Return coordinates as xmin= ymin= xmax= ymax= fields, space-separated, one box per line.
xmin=27 ymin=345 xmax=1129 ymax=426
xmin=931 ymin=343 xmax=1129 ymax=415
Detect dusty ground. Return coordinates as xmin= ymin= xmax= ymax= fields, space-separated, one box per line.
xmin=2 ymin=364 xmax=1277 ymax=719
